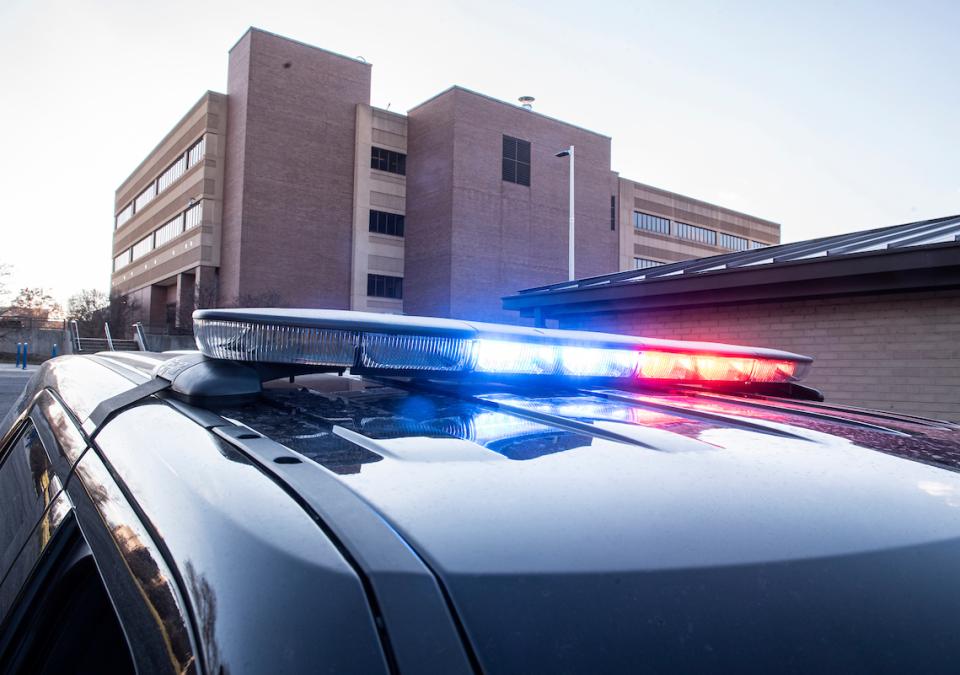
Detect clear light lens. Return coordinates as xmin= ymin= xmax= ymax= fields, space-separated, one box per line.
xmin=474 ymin=339 xmax=559 ymax=375
xmin=193 ymin=312 xmax=809 ymax=384
xmin=361 ymin=333 xmax=475 ymax=371
xmin=194 ymin=319 xmax=356 ymax=366
xmin=559 ymin=346 xmax=639 ymax=377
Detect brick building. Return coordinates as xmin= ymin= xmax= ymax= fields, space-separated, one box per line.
xmin=111 ymin=28 xmax=779 ymax=330
xmin=504 ymin=215 xmax=960 ymax=421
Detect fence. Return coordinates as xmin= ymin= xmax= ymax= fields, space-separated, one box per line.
xmin=0 ymin=315 xmax=66 ymax=332
xmin=1 ymin=318 xmax=197 ymax=361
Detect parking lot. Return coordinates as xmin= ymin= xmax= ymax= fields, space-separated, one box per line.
xmin=0 ymin=363 xmax=34 ymax=421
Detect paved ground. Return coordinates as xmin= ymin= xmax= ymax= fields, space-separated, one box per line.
xmin=0 ymin=363 xmax=37 ymax=422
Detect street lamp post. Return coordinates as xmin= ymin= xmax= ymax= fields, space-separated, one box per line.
xmin=555 ymin=146 xmax=575 ymax=280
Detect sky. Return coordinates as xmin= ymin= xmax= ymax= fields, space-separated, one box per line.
xmin=0 ymin=0 xmax=957 ymax=305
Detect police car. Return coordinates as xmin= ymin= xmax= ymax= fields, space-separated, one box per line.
xmin=2 ymin=308 xmax=960 ymax=674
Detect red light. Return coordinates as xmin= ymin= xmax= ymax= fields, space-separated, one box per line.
xmin=638 ymin=351 xmax=695 ymax=379
xmin=750 ymin=359 xmax=797 ymax=382
xmin=637 ymin=351 xmax=799 ymax=383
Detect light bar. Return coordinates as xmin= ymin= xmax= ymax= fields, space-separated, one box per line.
xmin=193 ymin=308 xmax=812 ymax=384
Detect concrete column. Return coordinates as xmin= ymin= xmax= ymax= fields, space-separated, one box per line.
xmin=195 ymin=265 xmax=219 ymax=310
xmin=148 ymin=286 xmax=167 ymax=329
xmin=175 ymin=273 xmax=196 ymax=329
xmin=350 ymin=104 xmax=374 ymax=310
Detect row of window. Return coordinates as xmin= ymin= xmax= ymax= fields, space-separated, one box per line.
xmin=157 ymin=155 xmax=187 ymax=193
xmin=371 ymin=147 xmax=406 ymax=175
xmin=676 ymin=221 xmax=717 ymax=245
xmin=116 ymin=203 xmax=134 ymax=228
xmin=115 ymin=135 xmax=207 ymax=229
xmin=633 ymin=212 xmax=671 ymax=234
xmin=134 ymin=183 xmax=156 ymax=213
xmin=719 ymin=232 xmax=750 ymax=251
xmin=634 ymin=210 xmax=769 ymax=251
xmin=369 ymin=209 xmax=404 ymax=237
xmin=367 ymin=273 xmax=403 ymax=299
xmin=634 ymin=257 xmax=664 ymax=270
xmin=113 ymin=201 xmax=203 ymax=271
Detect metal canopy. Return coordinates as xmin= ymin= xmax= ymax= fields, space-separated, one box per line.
xmin=504 ymin=214 xmax=960 ymax=315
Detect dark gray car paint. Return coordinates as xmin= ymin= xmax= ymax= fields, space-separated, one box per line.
xmin=4 ymin=353 xmax=960 ymax=673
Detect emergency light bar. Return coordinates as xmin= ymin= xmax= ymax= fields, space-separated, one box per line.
xmin=192 ymin=308 xmax=812 ymax=384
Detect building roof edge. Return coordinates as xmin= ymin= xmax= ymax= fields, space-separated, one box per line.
xmin=114 ymin=90 xmax=225 ymax=202
xmin=407 ymin=85 xmax=612 ymax=140
xmin=229 ymin=26 xmax=373 ymax=68
xmin=620 ymin=177 xmax=781 ymax=227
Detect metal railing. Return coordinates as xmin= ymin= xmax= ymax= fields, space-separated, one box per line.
xmin=70 ymin=321 xmax=145 ymax=353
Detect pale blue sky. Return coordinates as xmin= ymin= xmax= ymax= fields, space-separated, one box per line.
xmin=1 ymin=0 xmax=957 ymax=303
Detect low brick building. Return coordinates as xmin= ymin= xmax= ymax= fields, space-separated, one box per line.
xmin=504 ymin=215 xmax=960 ymax=421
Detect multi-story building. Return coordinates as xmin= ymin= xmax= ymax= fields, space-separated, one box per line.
xmin=111 ymin=28 xmax=780 ymax=329
xmin=112 ymin=92 xmax=224 ymax=330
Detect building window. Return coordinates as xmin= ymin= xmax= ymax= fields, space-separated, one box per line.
xmin=502 ymin=135 xmax=531 ymax=186
xmin=367 ymin=274 xmax=403 ymax=299
xmin=113 ymin=249 xmax=131 ymax=272
xmin=371 ymin=147 xmax=406 ymax=175
xmin=719 ymin=232 xmax=749 ymax=251
xmin=157 ymin=155 xmax=187 ymax=193
xmin=633 ymin=211 xmax=670 ymax=234
xmin=187 ymin=135 xmax=206 ymax=168
xmin=750 ymin=240 xmax=767 ymax=249
xmin=634 ymin=257 xmax=664 ymax=270
xmin=369 ymin=210 xmax=405 ymax=237
xmin=134 ymin=182 xmax=157 ymax=212
xmin=131 ymin=235 xmax=153 ymax=261
xmin=115 ymin=203 xmax=134 ymax=229
xmin=154 ymin=214 xmax=185 ymax=248
xmin=610 ymin=196 xmax=616 ymax=230
xmin=676 ymin=222 xmax=717 ymax=245
xmin=184 ymin=201 xmax=203 ymax=229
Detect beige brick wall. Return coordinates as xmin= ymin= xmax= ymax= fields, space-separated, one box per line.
xmin=560 ymin=289 xmax=960 ymax=422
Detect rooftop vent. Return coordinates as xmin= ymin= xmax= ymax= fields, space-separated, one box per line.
xmin=518 ymin=96 xmax=535 ymax=111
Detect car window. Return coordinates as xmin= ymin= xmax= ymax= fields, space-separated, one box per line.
xmin=0 ymin=420 xmax=60 ymax=579
xmin=0 ymin=535 xmax=134 ymax=674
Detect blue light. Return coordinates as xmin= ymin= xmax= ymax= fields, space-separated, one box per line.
xmin=472 ymin=339 xmax=639 ymax=377
xmin=474 ymin=339 xmax=559 ymax=374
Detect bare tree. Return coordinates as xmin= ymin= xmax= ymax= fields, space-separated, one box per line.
xmin=195 ymin=282 xmax=219 ymax=311
xmin=108 ymin=291 xmax=141 ymax=339
xmin=221 ymin=290 xmax=285 ymax=308
xmin=6 ymin=287 xmax=62 ymax=320
xmin=67 ymin=289 xmax=110 ymax=337
xmin=0 ymin=263 xmax=11 ymax=306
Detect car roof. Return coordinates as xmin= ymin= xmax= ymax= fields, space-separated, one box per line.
xmin=66 ymin=351 xmax=960 ymax=562
xmin=31 ymin=350 xmax=960 ymax=673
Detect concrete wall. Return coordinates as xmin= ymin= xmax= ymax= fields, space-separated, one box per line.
xmin=1 ymin=329 xmax=196 ymax=362
xmin=0 ymin=329 xmax=67 ymax=362
xmin=560 ymin=289 xmax=960 ymax=422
